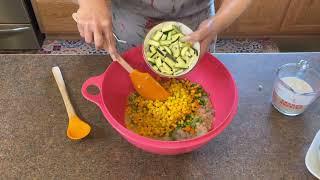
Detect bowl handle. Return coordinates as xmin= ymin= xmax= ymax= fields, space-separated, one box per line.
xmin=81 ymin=74 xmax=104 ymax=106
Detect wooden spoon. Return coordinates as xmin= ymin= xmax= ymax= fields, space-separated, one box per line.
xmin=110 ymin=53 xmax=170 ymax=100
xmin=52 ymin=66 xmax=91 ymax=140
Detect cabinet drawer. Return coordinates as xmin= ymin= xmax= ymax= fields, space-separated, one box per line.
xmin=0 ymin=24 xmax=41 ymax=49
xmin=0 ymin=0 xmax=30 ymax=23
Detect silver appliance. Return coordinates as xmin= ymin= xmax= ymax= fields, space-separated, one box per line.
xmin=0 ymin=0 xmax=44 ymax=50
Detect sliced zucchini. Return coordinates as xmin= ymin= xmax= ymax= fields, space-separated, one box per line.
xmin=170 ymin=33 xmax=183 ymax=43
xmin=152 ymin=65 xmax=159 ymax=71
xmin=181 ymin=56 xmax=190 ymax=64
xmin=174 ymin=69 xmax=184 ymax=75
xmin=162 ymin=62 xmax=172 ymax=71
xmin=181 ymin=46 xmax=189 ymax=57
xmin=159 ymin=66 xmax=165 ymax=72
xmin=155 ymin=58 xmax=162 ymax=67
xmin=161 ymin=24 xmax=174 ymax=32
xmin=173 ymin=25 xmax=181 ymax=34
xmin=167 ymin=31 xmax=172 ymax=40
xmin=177 ymin=57 xmax=186 ymax=64
xmin=179 ymin=42 xmax=185 ymax=48
xmin=153 ymin=31 xmax=163 ymax=41
xmin=164 ymin=57 xmax=175 ymax=68
xmin=161 ymin=34 xmax=167 ymax=41
xmin=148 ymin=40 xmax=160 ymax=47
xmin=156 ymin=51 xmax=165 ymax=58
xmin=156 ymin=47 xmax=166 ymax=56
xmin=147 ymin=57 xmax=155 ymax=64
xmin=170 ymin=44 xmax=180 ymax=58
xmin=175 ymin=62 xmax=188 ymax=69
xmin=174 ymin=57 xmax=188 ymax=69
xmin=160 ymin=40 xmax=171 ymax=46
xmin=189 ymin=47 xmax=195 ymax=55
xmin=147 ymin=51 xmax=156 ymax=58
xmin=163 ymin=46 xmax=172 ymax=55
xmin=185 ymin=50 xmax=191 ymax=57
xmin=179 ymin=42 xmax=192 ymax=48
xmin=173 ymin=67 xmax=183 ymax=73
xmin=159 ymin=67 xmax=173 ymax=75
xmin=185 ymin=56 xmax=195 ymax=66
xmin=150 ymin=46 xmax=157 ymax=53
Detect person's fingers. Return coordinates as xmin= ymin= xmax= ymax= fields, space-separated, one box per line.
xmin=93 ymin=26 xmax=103 ymax=49
xmin=72 ymin=13 xmax=80 ymax=23
xmin=199 ymin=41 xmax=207 ymax=58
xmin=181 ymin=28 xmax=208 ymax=44
xmin=77 ymin=23 xmax=84 ymax=37
xmin=199 ymin=37 xmax=212 ymax=58
xmin=84 ymin=24 xmax=93 ymax=43
xmin=103 ymin=29 xmax=117 ymax=55
xmin=73 ymin=13 xmax=86 ymax=38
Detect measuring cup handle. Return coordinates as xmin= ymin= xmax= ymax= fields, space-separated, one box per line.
xmin=81 ymin=74 xmax=104 ymax=106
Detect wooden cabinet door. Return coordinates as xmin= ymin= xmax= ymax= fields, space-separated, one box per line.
xmin=281 ymin=0 xmax=320 ymax=34
xmin=32 ymin=0 xmax=78 ymax=33
xmin=215 ymin=0 xmax=291 ymax=36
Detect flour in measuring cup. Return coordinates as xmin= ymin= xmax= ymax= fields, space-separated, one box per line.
xmin=282 ymin=77 xmax=314 ymax=94
xmin=272 ymin=77 xmax=314 ymax=115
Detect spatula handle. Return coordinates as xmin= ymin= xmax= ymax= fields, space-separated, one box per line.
xmin=110 ymin=53 xmax=134 ymax=73
xmin=52 ymin=66 xmax=76 ymax=118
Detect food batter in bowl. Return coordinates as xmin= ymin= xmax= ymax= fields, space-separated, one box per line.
xmin=125 ymin=79 xmax=214 ymax=140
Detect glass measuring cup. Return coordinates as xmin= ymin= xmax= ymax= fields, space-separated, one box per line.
xmin=272 ymin=60 xmax=320 ymax=116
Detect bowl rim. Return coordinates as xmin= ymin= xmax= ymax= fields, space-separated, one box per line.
xmin=142 ymin=21 xmax=201 ymax=78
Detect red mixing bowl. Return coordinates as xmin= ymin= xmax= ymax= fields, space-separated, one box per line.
xmin=81 ymin=46 xmax=238 ymax=155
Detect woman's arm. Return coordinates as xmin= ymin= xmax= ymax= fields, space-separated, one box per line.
xmin=211 ymin=0 xmax=252 ymax=34
xmin=183 ymin=0 xmax=252 ymax=56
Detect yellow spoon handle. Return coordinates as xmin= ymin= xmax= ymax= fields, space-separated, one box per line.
xmin=52 ymin=66 xmax=76 ymax=119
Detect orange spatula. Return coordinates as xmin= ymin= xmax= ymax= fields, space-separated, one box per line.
xmin=110 ymin=53 xmax=170 ymax=100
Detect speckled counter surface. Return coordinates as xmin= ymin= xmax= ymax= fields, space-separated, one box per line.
xmin=0 ymin=53 xmax=319 ymax=179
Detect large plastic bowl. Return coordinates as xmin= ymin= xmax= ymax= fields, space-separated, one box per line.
xmin=82 ymin=47 xmax=238 ymax=155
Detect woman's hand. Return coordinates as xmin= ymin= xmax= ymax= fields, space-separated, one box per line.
xmin=73 ymin=0 xmax=117 ymax=55
xmin=182 ymin=18 xmax=217 ymax=58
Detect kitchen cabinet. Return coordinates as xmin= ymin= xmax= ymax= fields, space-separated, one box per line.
xmin=281 ymin=0 xmax=320 ymax=34
xmin=215 ymin=0 xmax=291 ymax=36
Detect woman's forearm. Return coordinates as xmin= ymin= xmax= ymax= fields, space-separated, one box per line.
xmin=211 ymin=0 xmax=252 ymax=34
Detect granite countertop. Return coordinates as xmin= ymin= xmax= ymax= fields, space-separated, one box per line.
xmin=1 ymin=53 xmax=320 ymax=179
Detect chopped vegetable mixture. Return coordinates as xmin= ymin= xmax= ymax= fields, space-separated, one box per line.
xmin=125 ymin=79 xmax=214 ymax=140
xmin=146 ymin=24 xmax=198 ymax=76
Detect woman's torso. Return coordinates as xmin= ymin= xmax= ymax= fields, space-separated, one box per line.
xmin=112 ymin=0 xmax=214 ymax=18
xmin=111 ymin=0 xmax=215 ymax=51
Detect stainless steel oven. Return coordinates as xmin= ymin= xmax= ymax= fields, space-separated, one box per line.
xmin=0 ymin=0 xmax=44 ymax=50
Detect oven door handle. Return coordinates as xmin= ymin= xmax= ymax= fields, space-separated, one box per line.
xmin=0 ymin=27 xmax=30 ymax=34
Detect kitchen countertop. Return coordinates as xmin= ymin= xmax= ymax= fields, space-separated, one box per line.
xmin=1 ymin=53 xmax=320 ymax=179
